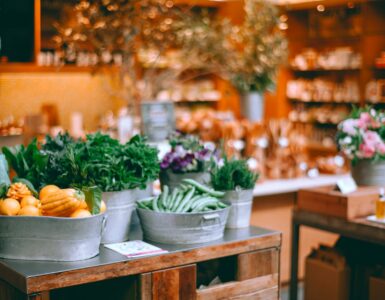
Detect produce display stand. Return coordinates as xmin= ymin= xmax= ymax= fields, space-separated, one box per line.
xmin=0 ymin=226 xmax=281 ymax=300
xmin=289 ymin=210 xmax=385 ymax=300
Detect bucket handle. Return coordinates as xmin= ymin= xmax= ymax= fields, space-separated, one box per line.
xmin=201 ymin=213 xmax=220 ymax=227
xmin=101 ymin=215 xmax=108 ymax=235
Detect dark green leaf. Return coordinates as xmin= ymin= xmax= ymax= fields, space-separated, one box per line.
xmin=0 ymin=183 xmax=9 ymax=199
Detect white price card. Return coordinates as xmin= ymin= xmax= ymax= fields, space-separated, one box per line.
xmin=336 ymin=177 xmax=357 ymax=194
xmin=104 ymin=240 xmax=168 ymax=258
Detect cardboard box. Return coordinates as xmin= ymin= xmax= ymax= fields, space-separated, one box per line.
xmin=369 ymin=276 xmax=385 ymax=300
xmin=297 ymin=186 xmax=378 ymax=219
xmin=305 ymin=246 xmax=350 ymax=300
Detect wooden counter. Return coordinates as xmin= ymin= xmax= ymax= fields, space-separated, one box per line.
xmin=250 ymin=174 xmax=349 ymax=283
xmin=0 ymin=226 xmax=281 ymax=300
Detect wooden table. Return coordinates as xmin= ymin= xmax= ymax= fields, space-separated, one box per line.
xmin=289 ymin=210 xmax=385 ymax=300
xmin=0 ymin=226 xmax=281 ymax=300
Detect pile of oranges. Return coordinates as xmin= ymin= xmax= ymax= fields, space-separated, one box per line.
xmin=0 ymin=195 xmax=40 ymax=216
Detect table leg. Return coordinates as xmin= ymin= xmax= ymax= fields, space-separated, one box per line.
xmin=289 ymin=221 xmax=300 ymax=300
xmin=27 ymin=291 xmax=50 ymax=300
xmin=28 ymin=294 xmax=41 ymax=300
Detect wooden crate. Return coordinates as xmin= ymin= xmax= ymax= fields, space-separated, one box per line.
xmin=141 ymin=248 xmax=280 ymax=300
xmin=297 ymin=186 xmax=379 ymax=219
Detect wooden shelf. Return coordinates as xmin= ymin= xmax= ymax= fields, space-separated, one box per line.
xmin=289 ymin=35 xmax=362 ymax=43
xmin=292 ymin=120 xmax=339 ymax=127
xmin=367 ymin=101 xmax=385 ymax=105
xmin=0 ymin=63 xmax=92 ymax=73
xmin=290 ymin=68 xmax=360 ymax=73
xmin=289 ymin=98 xmax=358 ymax=105
xmin=306 ymin=141 xmax=337 ymax=153
xmin=174 ymin=99 xmax=218 ymax=104
xmin=0 ymin=63 xmax=119 ymax=73
xmin=277 ymin=0 xmax=367 ymax=10
xmin=372 ymin=66 xmax=385 ymax=72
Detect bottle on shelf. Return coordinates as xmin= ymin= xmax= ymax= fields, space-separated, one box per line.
xmin=376 ymin=188 xmax=385 ymax=220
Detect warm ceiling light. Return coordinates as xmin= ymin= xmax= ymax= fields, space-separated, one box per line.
xmin=347 ymin=2 xmax=355 ymax=9
xmin=280 ymin=14 xmax=288 ymax=22
xmin=279 ymin=22 xmax=288 ymax=30
xmin=317 ymin=4 xmax=325 ymax=12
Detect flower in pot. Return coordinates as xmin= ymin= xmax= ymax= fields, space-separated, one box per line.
xmin=160 ymin=133 xmax=214 ymax=190
xmin=210 ymin=157 xmax=259 ymax=228
xmin=337 ymin=107 xmax=385 ymax=186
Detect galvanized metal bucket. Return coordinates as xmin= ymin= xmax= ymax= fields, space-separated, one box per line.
xmin=222 ymin=189 xmax=254 ymax=229
xmin=102 ymin=189 xmax=138 ymax=244
xmin=160 ymin=170 xmax=210 ymax=191
xmin=351 ymin=160 xmax=385 ymax=186
xmin=0 ymin=213 xmax=106 ymax=261
xmin=131 ymin=182 xmax=154 ymax=226
xmin=137 ymin=207 xmax=230 ymax=244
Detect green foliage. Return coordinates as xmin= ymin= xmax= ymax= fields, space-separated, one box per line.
xmin=210 ymin=157 xmax=258 ymax=191
xmin=0 ymin=183 xmax=9 ymax=199
xmin=169 ymin=133 xmax=203 ymax=153
xmin=3 ymin=132 xmax=160 ymax=192
xmin=2 ymin=139 xmax=49 ymax=189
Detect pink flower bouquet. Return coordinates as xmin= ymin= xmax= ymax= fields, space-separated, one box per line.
xmin=337 ymin=108 xmax=385 ymax=163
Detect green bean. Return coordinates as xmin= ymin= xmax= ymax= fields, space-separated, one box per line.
xmin=182 ymin=179 xmax=225 ymax=198
xmin=160 ymin=185 xmax=169 ymax=209
xmin=176 ymin=187 xmax=195 ymax=213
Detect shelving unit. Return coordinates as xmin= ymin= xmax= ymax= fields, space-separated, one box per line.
xmin=281 ymin=0 xmax=385 ymax=153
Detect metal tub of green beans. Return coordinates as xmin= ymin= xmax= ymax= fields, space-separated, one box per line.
xmin=136 ymin=179 xmax=230 ymax=244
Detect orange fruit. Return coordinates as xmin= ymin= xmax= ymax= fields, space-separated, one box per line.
xmin=0 ymin=198 xmax=21 ymax=216
xmin=70 ymin=209 xmax=92 ymax=218
xmin=20 ymin=195 xmax=39 ymax=208
xmin=39 ymin=185 xmax=60 ymax=200
xmin=100 ymin=201 xmax=106 ymax=213
xmin=79 ymin=200 xmax=88 ymax=209
xmin=18 ymin=205 xmax=40 ymax=216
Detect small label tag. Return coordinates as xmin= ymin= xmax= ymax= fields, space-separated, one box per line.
xmin=337 ymin=177 xmax=357 ymax=194
xmin=104 ymin=240 xmax=168 ymax=258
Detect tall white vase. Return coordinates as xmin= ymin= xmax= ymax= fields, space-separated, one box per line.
xmin=240 ymin=91 xmax=264 ymax=122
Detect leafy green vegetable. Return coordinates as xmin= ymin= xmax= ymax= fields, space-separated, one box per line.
xmin=0 ymin=183 xmax=9 ymax=199
xmin=3 ymin=132 xmax=160 ymax=192
xmin=2 ymin=139 xmax=49 ymax=189
xmin=82 ymin=186 xmax=102 ymax=215
xmin=210 ymin=157 xmax=259 ymax=191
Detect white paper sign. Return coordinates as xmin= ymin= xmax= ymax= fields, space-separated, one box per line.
xmin=337 ymin=177 xmax=357 ymax=194
xmin=104 ymin=240 xmax=168 ymax=258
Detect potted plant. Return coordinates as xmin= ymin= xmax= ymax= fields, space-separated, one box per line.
xmin=177 ymin=0 xmax=287 ymax=122
xmin=228 ymin=0 xmax=287 ymax=122
xmin=337 ymin=107 xmax=385 ymax=186
xmin=3 ymin=132 xmax=159 ymax=243
xmin=210 ymin=156 xmax=259 ymax=228
xmin=160 ymin=133 xmax=214 ymax=190
xmin=136 ymin=179 xmax=229 ymax=244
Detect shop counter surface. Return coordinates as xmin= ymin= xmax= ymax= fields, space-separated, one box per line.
xmin=0 ymin=225 xmax=281 ymax=298
xmin=253 ymin=174 xmax=351 ymax=197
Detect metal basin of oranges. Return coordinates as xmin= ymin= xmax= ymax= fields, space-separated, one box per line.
xmin=0 ymin=183 xmax=107 ymax=261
